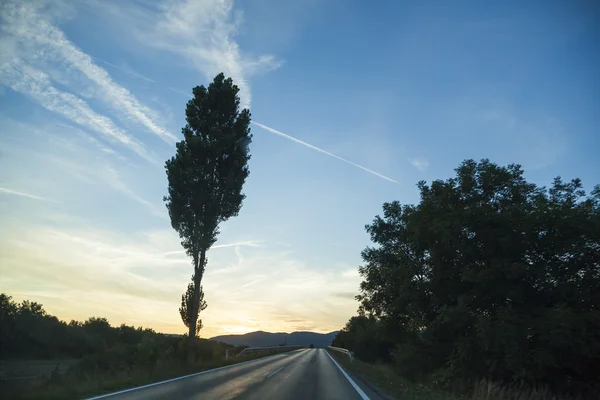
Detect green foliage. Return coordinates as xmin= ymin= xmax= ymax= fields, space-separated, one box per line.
xmin=0 ymin=294 xmax=249 ymax=399
xmin=332 ymin=315 xmax=394 ymax=362
xmin=327 ymin=348 xmax=458 ymax=400
xmin=1 ymin=294 xmax=162 ymax=361
xmin=164 ymin=73 xmax=252 ymax=338
xmin=340 ymin=159 xmax=600 ymax=397
xmin=179 ymin=275 xmax=207 ymax=337
xmin=1 ymin=294 xmax=96 ymax=359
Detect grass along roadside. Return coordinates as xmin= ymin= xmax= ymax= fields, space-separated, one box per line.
xmin=325 ymin=349 xmax=595 ymax=400
xmin=6 ymin=348 xmax=299 ymax=400
xmin=326 ymin=348 xmax=459 ymax=400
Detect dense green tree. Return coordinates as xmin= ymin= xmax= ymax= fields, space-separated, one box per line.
xmin=354 ymin=159 xmax=600 ymax=392
xmin=180 ymin=275 xmax=207 ymax=337
xmin=165 ymin=73 xmax=252 ymax=341
xmin=332 ymin=315 xmax=394 ymax=362
xmin=0 ymin=294 xmax=18 ymax=356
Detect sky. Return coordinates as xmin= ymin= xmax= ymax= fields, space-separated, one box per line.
xmin=0 ymin=0 xmax=598 ymax=337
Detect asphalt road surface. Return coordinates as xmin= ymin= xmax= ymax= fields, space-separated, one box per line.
xmin=87 ymin=348 xmax=379 ymax=400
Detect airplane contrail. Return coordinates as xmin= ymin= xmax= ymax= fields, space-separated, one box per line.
xmin=0 ymin=187 xmax=55 ymax=202
xmin=93 ymin=56 xmax=399 ymax=184
xmin=162 ymin=241 xmax=261 ymax=257
xmin=251 ymin=122 xmax=399 ymax=184
xmin=232 ymin=276 xmax=269 ymax=292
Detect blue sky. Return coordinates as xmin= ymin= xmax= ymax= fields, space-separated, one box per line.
xmin=0 ymin=0 xmax=598 ymax=336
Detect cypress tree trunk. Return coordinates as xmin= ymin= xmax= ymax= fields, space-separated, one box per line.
xmin=187 ymin=248 xmax=206 ymax=362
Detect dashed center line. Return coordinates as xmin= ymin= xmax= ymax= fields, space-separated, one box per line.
xmin=266 ymin=367 xmax=284 ymax=378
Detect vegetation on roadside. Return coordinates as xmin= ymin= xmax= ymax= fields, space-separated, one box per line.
xmin=0 ymin=294 xmax=258 ymax=399
xmin=164 ymin=73 xmax=252 ymax=345
xmin=328 ymin=349 xmax=455 ymax=400
xmin=334 ymin=159 xmax=600 ymax=400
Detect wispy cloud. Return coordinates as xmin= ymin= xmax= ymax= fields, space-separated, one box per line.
xmin=101 ymin=166 xmax=166 ymax=218
xmin=1 ymin=118 xmax=163 ymax=218
xmin=212 ymin=241 xmax=262 ymax=250
xmin=0 ymin=1 xmax=176 ymax=145
xmin=143 ymin=0 xmax=281 ymax=108
xmin=0 ymin=62 xmax=155 ymax=163
xmin=409 ymin=157 xmax=430 ymax=171
xmin=1 ymin=222 xmax=361 ymax=336
xmin=0 ymin=224 xmax=187 ymax=328
xmin=53 ymin=157 xmax=164 ymax=218
xmin=91 ymin=57 xmax=400 ymax=185
xmin=232 ymin=276 xmax=270 ymax=292
xmin=90 ymin=57 xmax=194 ymax=101
xmin=252 ymin=122 xmax=400 ymax=184
xmin=162 ymin=240 xmax=261 ymax=257
xmin=91 ymin=56 xmax=156 ymax=84
xmin=0 ymin=187 xmax=53 ymax=202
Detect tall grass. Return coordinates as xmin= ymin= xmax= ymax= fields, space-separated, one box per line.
xmin=467 ymin=380 xmax=594 ymax=400
xmin=327 ymin=349 xmax=598 ymax=400
xmin=5 ymin=347 xmax=294 ymax=399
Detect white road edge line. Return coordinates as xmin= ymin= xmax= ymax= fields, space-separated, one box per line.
xmin=324 ymin=349 xmax=370 ymax=400
xmin=266 ymin=366 xmax=284 ymax=378
xmin=85 ymin=349 xmax=306 ymax=400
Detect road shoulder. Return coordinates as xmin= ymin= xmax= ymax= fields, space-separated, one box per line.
xmin=325 ymin=349 xmax=396 ymax=400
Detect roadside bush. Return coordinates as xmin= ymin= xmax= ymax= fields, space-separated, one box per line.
xmin=332 ymin=315 xmax=394 ymax=363
xmin=0 ymin=293 xmax=240 ymax=397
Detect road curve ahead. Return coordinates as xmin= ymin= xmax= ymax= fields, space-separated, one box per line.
xmin=87 ymin=349 xmax=372 ymax=400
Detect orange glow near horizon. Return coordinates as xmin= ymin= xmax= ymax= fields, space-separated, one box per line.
xmin=1 ymin=222 xmax=361 ymax=339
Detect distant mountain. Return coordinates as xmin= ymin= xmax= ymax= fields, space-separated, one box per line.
xmin=210 ymin=330 xmax=338 ymax=348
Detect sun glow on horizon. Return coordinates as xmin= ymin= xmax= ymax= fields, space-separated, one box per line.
xmin=219 ymin=325 xmax=255 ymax=335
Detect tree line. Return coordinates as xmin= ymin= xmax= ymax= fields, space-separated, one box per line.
xmin=0 ymin=293 xmax=249 ymax=398
xmin=0 ymin=293 xmax=239 ymax=365
xmin=334 ymin=160 xmax=600 ymax=398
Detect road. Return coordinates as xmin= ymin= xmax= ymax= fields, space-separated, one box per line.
xmin=87 ymin=348 xmax=378 ymax=400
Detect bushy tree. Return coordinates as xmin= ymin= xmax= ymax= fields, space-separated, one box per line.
xmin=165 ymin=73 xmax=252 ymax=342
xmin=180 ymin=275 xmax=207 ymax=337
xmin=332 ymin=315 xmax=394 ymax=362
xmin=0 ymin=294 xmax=18 ymax=355
xmin=355 ymin=159 xmax=600 ymax=392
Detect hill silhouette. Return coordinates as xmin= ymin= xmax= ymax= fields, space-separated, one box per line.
xmin=210 ymin=330 xmax=338 ymax=348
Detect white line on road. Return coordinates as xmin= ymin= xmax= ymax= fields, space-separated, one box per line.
xmin=324 ymin=349 xmax=370 ymax=400
xmin=266 ymin=366 xmax=284 ymax=378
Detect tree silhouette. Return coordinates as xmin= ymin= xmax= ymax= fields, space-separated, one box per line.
xmin=180 ymin=275 xmax=207 ymax=337
xmin=165 ymin=73 xmax=252 ymax=343
xmin=353 ymin=159 xmax=600 ymax=390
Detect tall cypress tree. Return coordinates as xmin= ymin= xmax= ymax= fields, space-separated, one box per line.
xmin=165 ymin=73 xmax=252 ymax=345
